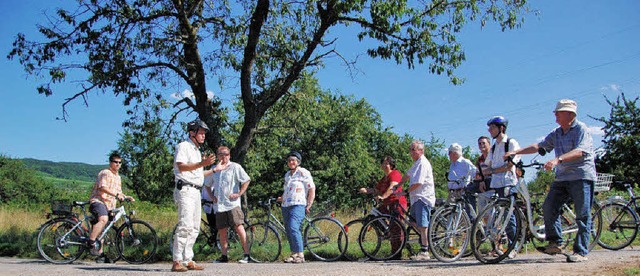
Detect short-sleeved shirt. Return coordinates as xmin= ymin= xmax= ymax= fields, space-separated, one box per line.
xmin=486 ymin=135 xmax=520 ymax=189
xmin=538 ymin=119 xmax=596 ymax=181
xmin=448 ymin=157 xmax=477 ymax=190
xmin=173 ymin=139 xmax=204 ymax=186
xmin=207 ymin=162 xmax=250 ymax=213
xmin=89 ymin=168 xmax=122 ymax=210
xmin=375 ymin=170 xmax=408 ymax=207
xmin=406 ymin=155 xmax=436 ymax=207
xmin=281 ymin=167 xmax=315 ymax=207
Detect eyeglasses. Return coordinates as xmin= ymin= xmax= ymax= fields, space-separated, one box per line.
xmin=111 ymin=161 xmax=122 ymax=164
xmin=217 ymin=153 xmax=230 ymax=156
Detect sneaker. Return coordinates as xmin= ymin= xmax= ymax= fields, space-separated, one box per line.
xmin=186 ymin=261 xmax=204 ymax=270
xmin=238 ymin=255 xmax=250 ymax=264
xmin=410 ymin=251 xmax=430 ymax=261
xmin=95 ymin=255 xmax=112 ymax=264
xmin=508 ymin=250 xmax=517 ymax=259
xmin=171 ymin=261 xmax=188 ymax=272
xmin=214 ymin=255 xmax=229 ymax=263
xmin=543 ymin=243 xmax=563 ymax=255
xmin=89 ymin=241 xmax=101 ymax=257
xmin=567 ymin=253 xmax=588 ymax=263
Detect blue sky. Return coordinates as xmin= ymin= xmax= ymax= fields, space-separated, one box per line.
xmin=1 ymin=0 xmax=639 ymax=165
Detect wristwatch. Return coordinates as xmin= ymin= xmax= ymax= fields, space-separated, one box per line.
xmin=558 ymin=157 xmax=564 ymax=164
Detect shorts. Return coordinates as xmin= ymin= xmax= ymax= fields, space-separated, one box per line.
xmin=89 ymin=201 xmax=109 ymax=224
xmin=215 ymin=207 xmax=245 ymax=229
xmin=410 ymin=200 xmax=432 ymax=228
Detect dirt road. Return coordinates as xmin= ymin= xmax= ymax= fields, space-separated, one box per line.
xmin=3 ymin=248 xmax=639 ymax=276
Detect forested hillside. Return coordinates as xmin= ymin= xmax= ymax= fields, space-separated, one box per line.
xmin=20 ymin=158 xmax=105 ymax=182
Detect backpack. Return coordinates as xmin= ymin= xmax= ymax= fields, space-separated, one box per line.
xmin=491 ymin=137 xmax=511 ymax=155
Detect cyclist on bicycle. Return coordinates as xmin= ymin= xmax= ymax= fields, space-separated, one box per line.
xmin=506 ymin=99 xmax=596 ymax=263
xmin=482 ymin=116 xmax=521 ymax=258
xmin=358 ymin=156 xmax=408 ymax=260
xmin=280 ymin=151 xmax=315 ymax=264
xmin=88 ymin=152 xmax=134 ymax=263
xmin=401 ymin=140 xmax=435 ymax=261
xmin=470 ymin=136 xmax=494 ymax=211
xmin=447 ymin=143 xmax=477 ymax=213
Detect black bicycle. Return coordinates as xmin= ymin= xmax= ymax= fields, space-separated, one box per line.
xmin=596 ymin=181 xmax=640 ymax=250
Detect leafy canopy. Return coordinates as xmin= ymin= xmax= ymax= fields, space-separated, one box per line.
xmin=8 ymin=0 xmax=532 ymax=165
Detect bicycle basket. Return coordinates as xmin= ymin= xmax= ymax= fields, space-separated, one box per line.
xmin=594 ymin=173 xmax=614 ymax=192
xmin=51 ymin=200 xmax=73 ymax=216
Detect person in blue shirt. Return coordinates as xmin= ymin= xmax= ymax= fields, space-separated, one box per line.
xmin=507 ymin=99 xmax=596 ymax=263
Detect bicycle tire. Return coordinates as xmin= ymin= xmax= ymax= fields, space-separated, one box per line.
xmin=303 ymin=217 xmax=347 ymax=262
xmin=247 ymin=222 xmax=281 ymax=262
xmin=340 ymin=219 xmax=369 ymax=261
xmin=116 ymin=219 xmax=158 ymax=264
xmin=428 ymin=205 xmax=471 ymax=262
xmin=359 ymin=216 xmax=405 ymax=261
xmin=470 ymin=199 xmax=522 ymax=264
xmin=596 ymin=202 xmax=639 ymax=250
xmin=37 ymin=218 xmax=86 ymax=264
xmin=589 ymin=203 xmax=602 ymax=252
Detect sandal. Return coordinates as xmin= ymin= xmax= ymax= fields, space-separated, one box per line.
xmin=283 ymin=255 xmax=296 ymax=263
xmin=291 ymin=255 xmax=305 ymax=264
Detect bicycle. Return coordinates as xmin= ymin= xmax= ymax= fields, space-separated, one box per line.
xmin=357 ymin=199 xmax=433 ymax=261
xmin=596 ymin=180 xmax=640 ymax=250
xmin=340 ymin=196 xmax=405 ymax=261
xmin=37 ymin=199 xmax=158 ymax=264
xmin=469 ymin=156 xmax=601 ymax=264
xmin=427 ymin=177 xmax=480 ymax=262
xmin=169 ymin=200 xmax=246 ymax=261
xmin=249 ymin=197 xmax=347 ymax=262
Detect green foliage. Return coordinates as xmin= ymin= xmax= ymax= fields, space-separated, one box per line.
xmin=0 ymin=155 xmax=60 ymax=204
xmin=591 ymin=93 xmax=640 ymax=184
xmin=526 ymin=169 xmax=555 ymax=194
xmin=117 ymin=105 xmax=178 ymax=204
xmin=20 ymin=158 xmax=104 ymax=182
xmin=229 ymin=76 xmax=452 ymax=208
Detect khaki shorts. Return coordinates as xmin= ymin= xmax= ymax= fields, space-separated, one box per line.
xmin=215 ymin=207 xmax=245 ymax=229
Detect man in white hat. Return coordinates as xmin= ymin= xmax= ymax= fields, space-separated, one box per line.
xmin=507 ymin=99 xmax=596 ymax=263
xmin=446 ymin=143 xmax=477 ymax=205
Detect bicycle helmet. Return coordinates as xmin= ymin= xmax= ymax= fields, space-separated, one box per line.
xmin=187 ymin=119 xmax=209 ymax=133
xmin=487 ymin=116 xmax=508 ymax=130
xmin=286 ymin=151 xmax=302 ymax=163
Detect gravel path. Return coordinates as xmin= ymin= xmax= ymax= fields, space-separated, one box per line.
xmin=3 ymin=248 xmax=639 ymax=275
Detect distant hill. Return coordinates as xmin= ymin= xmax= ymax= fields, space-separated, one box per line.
xmin=20 ymin=158 xmax=106 ymax=183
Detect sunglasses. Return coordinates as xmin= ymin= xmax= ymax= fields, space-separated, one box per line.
xmin=111 ymin=161 xmax=122 ymax=164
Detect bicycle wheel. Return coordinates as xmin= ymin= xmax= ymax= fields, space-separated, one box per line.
xmin=428 ymin=205 xmax=471 ymax=262
xmin=589 ymin=204 xmax=602 ymax=252
xmin=470 ymin=199 xmax=521 ymax=264
xmin=597 ymin=202 xmax=639 ymax=250
xmin=37 ymin=218 xmax=86 ymax=264
xmin=340 ymin=219 xmax=368 ymax=261
xmin=359 ymin=216 xmax=405 ymax=261
xmin=248 ymin=222 xmax=281 ymax=262
xmin=116 ymin=219 xmax=158 ymax=264
xmin=303 ymin=217 xmax=347 ymax=262
xmin=102 ymin=226 xmax=121 ymax=263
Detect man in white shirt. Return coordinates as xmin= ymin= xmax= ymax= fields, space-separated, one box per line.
xmin=402 ymin=140 xmax=435 ymax=261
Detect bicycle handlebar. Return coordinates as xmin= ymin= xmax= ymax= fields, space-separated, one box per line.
xmin=506 ymin=155 xmax=544 ymax=169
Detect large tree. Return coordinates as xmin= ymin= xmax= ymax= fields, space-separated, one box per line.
xmin=8 ymin=0 xmax=531 ymax=164
xmin=592 ymin=93 xmax=640 ymax=184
